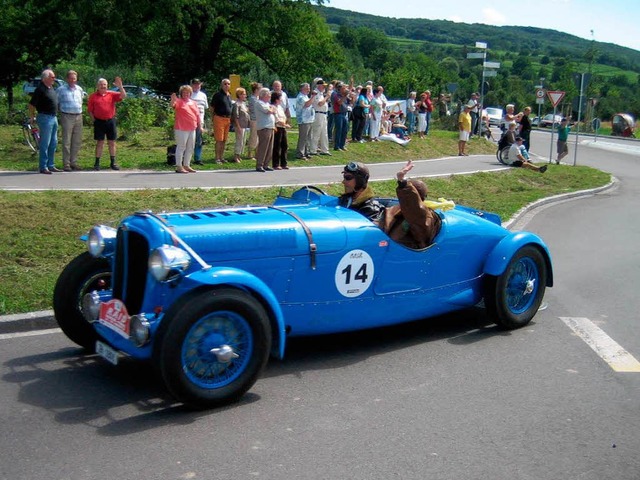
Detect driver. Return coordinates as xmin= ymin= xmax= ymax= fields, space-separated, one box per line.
xmin=379 ymin=161 xmax=442 ymax=249
xmin=338 ymin=162 xmax=385 ymax=222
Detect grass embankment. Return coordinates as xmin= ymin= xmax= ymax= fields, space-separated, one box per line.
xmin=0 ymin=162 xmax=610 ymax=315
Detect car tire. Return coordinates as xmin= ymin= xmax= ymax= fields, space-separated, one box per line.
xmin=484 ymin=245 xmax=547 ymax=329
xmin=156 ymin=288 xmax=271 ymax=410
xmin=53 ymin=252 xmax=111 ymax=351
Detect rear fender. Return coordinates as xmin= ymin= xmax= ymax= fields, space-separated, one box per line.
xmin=483 ymin=232 xmax=553 ymax=286
xmin=182 ymin=267 xmax=287 ymax=359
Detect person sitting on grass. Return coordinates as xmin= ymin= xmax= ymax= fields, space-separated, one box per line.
xmin=508 ymin=137 xmax=547 ymax=173
xmin=390 ymin=114 xmax=410 ymax=140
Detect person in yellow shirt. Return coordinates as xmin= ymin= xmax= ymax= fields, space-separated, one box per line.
xmin=458 ymin=104 xmax=472 ymax=156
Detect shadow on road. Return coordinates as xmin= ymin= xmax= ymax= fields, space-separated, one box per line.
xmin=2 ymin=307 xmax=525 ymax=435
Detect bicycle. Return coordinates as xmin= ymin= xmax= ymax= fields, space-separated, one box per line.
xmin=21 ymin=116 xmax=40 ymax=153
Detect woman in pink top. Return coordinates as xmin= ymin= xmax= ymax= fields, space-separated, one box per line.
xmin=171 ymin=85 xmax=201 ymax=173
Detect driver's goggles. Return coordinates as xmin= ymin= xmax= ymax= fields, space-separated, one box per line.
xmin=344 ymin=162 xmax=359 ymax=172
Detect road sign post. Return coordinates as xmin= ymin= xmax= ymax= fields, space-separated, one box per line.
xmin=546 ymin=91 xmax=565 ymax=164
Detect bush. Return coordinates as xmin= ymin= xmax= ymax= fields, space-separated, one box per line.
xmin=116 ymin=98 xmax=160 ymax=142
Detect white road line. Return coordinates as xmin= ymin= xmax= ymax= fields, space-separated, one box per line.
xmin=560 ymin=317 xmax=640 ymax=372
xmin=0 ymin=328 xmax=61 ymax=340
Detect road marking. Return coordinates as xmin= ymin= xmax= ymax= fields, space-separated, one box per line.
xmin=560 ymin=317 xmax=640 ymax=372
xmin=0 ymin=328 xmax=61 ymax=340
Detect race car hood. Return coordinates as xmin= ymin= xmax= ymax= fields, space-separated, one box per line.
xmin=124 ymin=204 xmax=350 ymax=263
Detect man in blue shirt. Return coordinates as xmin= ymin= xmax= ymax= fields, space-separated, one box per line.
xmin=56 ymin=70 xmax=85 ymax=171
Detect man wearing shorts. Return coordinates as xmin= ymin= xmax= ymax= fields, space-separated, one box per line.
xmin=458 ymin=104 xmax=472 ymax=156
xmin=87 ymin=77 xmax=126 ymax=170
xmin=556 ymin=117 xmax=570 ymax=164
xmin=210 ymin=78 xmax=233 ymax=163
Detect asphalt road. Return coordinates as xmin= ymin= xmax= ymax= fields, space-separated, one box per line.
xmin=1 ymin=130 xmax=639 ymax=479
xmin=0 ymin=152 xmax=510 ymax=191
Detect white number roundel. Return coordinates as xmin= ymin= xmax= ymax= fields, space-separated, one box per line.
xmin=334 ymin=249 xmax=375 ymax=298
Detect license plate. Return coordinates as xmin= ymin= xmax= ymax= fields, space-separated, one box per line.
xmin=96 ymin=340 xmax=119 ymax=365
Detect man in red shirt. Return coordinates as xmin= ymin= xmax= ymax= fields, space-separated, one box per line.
xmin=88 ymin=76 xmax=127 ymax=170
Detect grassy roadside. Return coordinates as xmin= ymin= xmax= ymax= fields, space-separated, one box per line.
xmin=0 ymin=163 xmax=610 ymax=315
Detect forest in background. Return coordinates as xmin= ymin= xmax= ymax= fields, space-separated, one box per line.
xmin=2 ymin=0 xmax=638 ymax=123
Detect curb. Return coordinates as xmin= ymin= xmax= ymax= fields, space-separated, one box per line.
xmin=0 ymin=176 xmax=618 ymax=335
xmin=0 ymin=310 xmax=56 ymax=334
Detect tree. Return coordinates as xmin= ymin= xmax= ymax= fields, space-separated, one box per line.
xmin=0 ymin=0 xmax=85 ymax=109
xmin=79 ymin=0 xmax=343 ymax=90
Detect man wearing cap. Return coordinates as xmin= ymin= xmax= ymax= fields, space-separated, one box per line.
xmin=190 ymin=78 xmax=208 ymax=165
xmin=508 ymin=137 xmax=547 ymax=173
xmin=210 ymin=78 xmax=233 ymax=163
xmin=458 ymin=104 xmax=472 ymax=156
xmin=310 ymin=78 xmax=331 ymax=156
xmin=467 ymin=92 xmax=480 ymax=136
xmin=295 ymin=83 xmax=315 ymax=159
xmin=338 ymin=162 xmax=385 ymax=222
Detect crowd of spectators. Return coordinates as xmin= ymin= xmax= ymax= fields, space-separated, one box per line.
xmin=27 ymin=67 xmax=465 ymax=174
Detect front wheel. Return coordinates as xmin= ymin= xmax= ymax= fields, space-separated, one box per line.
xmin=484 ymin=245 xmax=547 ymax=329
xmin=53 ymin=252 xmax=112 ymax=350
xmin=156 ymin=288 xmax=271 ymax=409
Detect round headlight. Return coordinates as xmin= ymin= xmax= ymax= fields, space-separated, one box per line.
xmin=149 ymin=245 xmax=191 ymax=282
xmin=82 ymin=291 xmax=101 ymax=323
xmin=130 ymin=314 xmax=150 ymax=346
xmin=87 ymin=225 xmax=117 ymax=257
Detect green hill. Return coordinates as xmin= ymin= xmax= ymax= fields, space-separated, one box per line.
xmin=318 ymin=6 xmax=640 ymax=74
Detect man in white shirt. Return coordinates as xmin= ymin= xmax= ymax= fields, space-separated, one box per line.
xmin=295 ymin=83 xmax=315 ymax=159
xmin=310 ymin=78 xmax=331 ymax=156
xmin=56 ymin=70 xmax=85 ymax=171
xmin=190 ymin=78 xmax=209 ymax=165
xmin=507 ymin=137 xmax=547 ymax=173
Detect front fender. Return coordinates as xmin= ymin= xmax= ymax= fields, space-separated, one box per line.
xmin=483 ymin=232 xmax=554 ymax=286
xmin=182 ymin=267 xmax=287 ymax=359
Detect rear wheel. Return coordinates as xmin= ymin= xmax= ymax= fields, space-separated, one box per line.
xmin=23 ymin=125 xmax=38 ymax=153
xmin=156 ymin=288 xmax=271 ymax=409
xmin=53 ymin=252 xmax=111 ymax=350
xmin=497 ymin=146 xmax=511 ymax=165
xmin=484 ymin=245 xmax=547 ymax=329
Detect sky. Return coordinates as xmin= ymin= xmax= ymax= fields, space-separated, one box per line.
xmin=327 ymin=0 xmax=640 ymax=52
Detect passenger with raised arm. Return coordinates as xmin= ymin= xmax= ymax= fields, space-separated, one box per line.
xmin=379 ymin=161 xmax=442 ymax=249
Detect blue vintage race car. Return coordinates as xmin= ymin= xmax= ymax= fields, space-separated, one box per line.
xmin=53 ymin=186 xmax=553 ymax=409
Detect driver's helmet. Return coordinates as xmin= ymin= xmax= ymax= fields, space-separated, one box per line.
xmin=343 ymin=162 xmax=370 ymax=190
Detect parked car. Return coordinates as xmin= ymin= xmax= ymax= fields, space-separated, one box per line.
xmin=538 ymin=113 xmax=563 ymax=128
xmin=482 ymin=107 xmax=503 ymax=127
xmin=111 ymin=84 xmax=169 ymax=101
xmin=531 ymin=116 xmax=541 ymax=127
xmin=22 ymin=78 xmax=67 ymax=96
xmin=53 ymin=186 xmax=553 ymax=410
